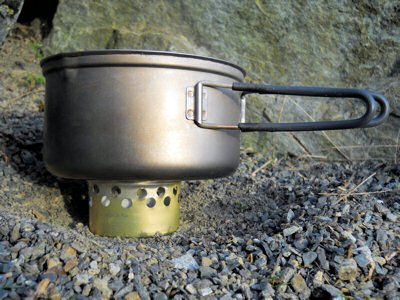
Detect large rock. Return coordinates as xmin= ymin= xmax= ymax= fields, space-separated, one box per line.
xmin=44 ymin=0 xmax=400 ymax=160
xmin=0 ymin=0 xmax=24 ymax=48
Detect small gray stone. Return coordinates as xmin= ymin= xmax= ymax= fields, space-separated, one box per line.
xmin=74 ymin=274 xmax=90 ymax=286
xmin=31 ymin=243 xmax=45 ymax=260
xmin=114 ymin=285 xmax=133 ymax=298
xmin=354 ymin=253 xmax=369 ymax=268
xmin=153 ymin=292 xmax=168 ymax=300
xmin=342 ymin=204 xmax=350 ymax=215
xmin=337 ymin=259 xmax=358 ymax=281
xmin=373 ymin=256 xmax=386 ymax=266
xmin=109 ymin=263 xmax=120 ymax=276
xmin=10 ymin=223 xmax=20 ymax=243
xmin=291 ymin=274 xmax=311 ymax=299
xmin=258 ymin=283 xmax=275 ymax=298
xmin=70 ymin=241 xmax=86 ymax=253
xmin=21 ymin=150 xmax=34 ymax=165
xmin=19 ymin=247 xmax=33 ymax=260
xmin=375 ymin=264 xmax=387 ymax=275
xmin=254 ymin=256 xmax=267 ymax=268
xmin=303 ymin=251 xmax=317 ymax=267
xmin=386 ymin=212 xmax=398 ymax=222
xmin=199 ymin=266 xmax=217 ymax=278
xmin=245 ymin=244 xmax=257 ymax=252
xmin=93 ymin=278 xmax=112 ymax=299
xmin=376 ymin=229 xmax=388 ymax=251
xmin=91 ymin=287 xmax=102 ymax=299
xmin=0 ymin=275 xmax=5 ymax=287
xmin=172 ymin=253 xmax=199 ymax=271
xmin=0 ymin=290 xmax=9 ymax=299
xmin=201 ymin=257 xmax=213 ymax=267
xmin=39 ymin=272 xmax=57 ymax=282
xmin=219 ymin=293 xmax=232 ymax=300
xmin=317 ymin=197 xmax=327 ymax=207
xmin=322 ymin=284 xmax=345 ymax=298
xmin=198 ymin=287 xmax=212 ymax=296
xmin=185 ymin=283 xmax=197 ymax=295
xmin=0 ymin=226 xmax=9 ymax=238
xmin=0 ymin=262 xmax=13 ymax=273
xmin=341 ymin=231 xmax=356 ymax=244
xmin=21 ymin=223 xmax=35 ymax=233
xmin=89 ymin=261 xmax=98 ymax=270
xmin=286 ymin=209 xmax=295 ymax=223
xmin=251 ymin=282 xmax=270 ymax=291
xmin=313 ymin=271 xmax=324 ymax=287
xmin=316 ymin=216 xmax=332 ymax=222
xmin=316 ymin=247 xmax=330 ymax=270
xmin=283 ymin=226 xmax=301 ymax=236
xmin=158 ymin=280 xmax=169 ymax=291
xmin=109 ymin=279 xmax=124 ymax=291
xmin=294 ymin=238 xmax=308 ymax=251
xmin=277 ymin=267 xmax=295 ymax=292
xmin=193 ymin=279 xmax=212 ymax=290
xmin=364 ymin=213 xmax=372 ymax=223
xmin=283 ymin=248 xmax=292 ymax=258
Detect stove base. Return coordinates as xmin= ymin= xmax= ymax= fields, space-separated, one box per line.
xmin=88 ymin=181 xmax=181 ymax=237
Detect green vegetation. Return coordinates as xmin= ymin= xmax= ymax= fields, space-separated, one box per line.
xmin=30 ymin=41 xmax=46 ymax=61
xmin=26 ymin=72 xmax=46 ymax=89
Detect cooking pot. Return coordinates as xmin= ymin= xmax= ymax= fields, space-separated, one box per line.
xmin=41 ymin=50 xmax=389 ymax=237
xmin=41 ymin=50 xmax=389 ymax=181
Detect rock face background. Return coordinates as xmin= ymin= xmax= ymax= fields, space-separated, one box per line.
xmin=0 ymin=0 xmax=24 ymax=48
xmin=44 ymin=0 xmax=400 ymax=160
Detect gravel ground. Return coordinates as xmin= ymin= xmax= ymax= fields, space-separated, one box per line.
xmin=0 ymin=26 xmax=399 ymax=300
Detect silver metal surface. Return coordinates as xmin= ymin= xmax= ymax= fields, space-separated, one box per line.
xmin=193 ymin=81 xmax=239 ymax=130
xmin=186 ymin=87 xmax=207 ymax=121
xmin=240 ymin=96 xmax=247 ymax=124
xmin=42 ymin=51 xmax=244 ymax=180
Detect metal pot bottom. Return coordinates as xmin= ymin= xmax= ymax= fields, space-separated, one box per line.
xmin=88 ymin=181 xmax=181 ymax=237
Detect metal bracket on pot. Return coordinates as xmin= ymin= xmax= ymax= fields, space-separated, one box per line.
xmin=186 ymin=87 xmax=207 ymax=121
xmin=189 ymin=81 xmax=240 ymax=130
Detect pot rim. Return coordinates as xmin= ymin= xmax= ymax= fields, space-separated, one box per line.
xmin=40 ymin=49 xmax=246 ymax=76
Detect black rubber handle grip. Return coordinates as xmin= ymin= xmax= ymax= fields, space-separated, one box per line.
xmin=232 ymin=82 xmax=386 ymax=132
xmin=361 ymin=92 xmax=389 ymax=128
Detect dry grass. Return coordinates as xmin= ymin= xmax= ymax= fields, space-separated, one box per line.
xmin=251 ymin=158 xmax=280 ymax=177
xmin=285 ymin=96 xmax=351 ymax=160
xmin=5 ymin=87 xmax=44 ymax=111
xmin=263 ymin=94 xmax=399 ymax=163
xmin=333 ymin=172 xmax=376 ymax=205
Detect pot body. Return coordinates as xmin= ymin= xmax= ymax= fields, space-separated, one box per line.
xmin=41 ymin=50 xmax=245 ymax=180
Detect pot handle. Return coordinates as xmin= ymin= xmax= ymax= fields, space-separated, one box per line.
xmin=358 ymin=91 xmax=389 ymax=128
xmin=232 ymin=82 xmax=389 ymax=132
xmin=192 ymin=82 xmax=389 ymax=132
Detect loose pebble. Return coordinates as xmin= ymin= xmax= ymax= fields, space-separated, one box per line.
xmin=338 ymin=259 xmax=358 ymax=281
xmin=185 ymin=283 xmax=197 ymax=295
xmin=303 ymin=251 xmax=317 ymax=267
xmin=283 ymin=226 xmax=301 ymax=236
xmin=172 ymin=253 xmax=199 ymax=270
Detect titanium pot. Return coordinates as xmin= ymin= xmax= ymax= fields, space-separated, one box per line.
xmin=41 ymin=50 xmax=389 ymax=181
xmin=40 ymin=50 xmax=389 ymax=237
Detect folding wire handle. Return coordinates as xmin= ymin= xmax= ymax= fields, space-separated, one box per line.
xmin=192 ymin=81 xmax=389 ymax=132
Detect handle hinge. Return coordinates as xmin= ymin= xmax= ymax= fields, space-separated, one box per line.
xmin=186 ymin=87 xmax=207 ymax=121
